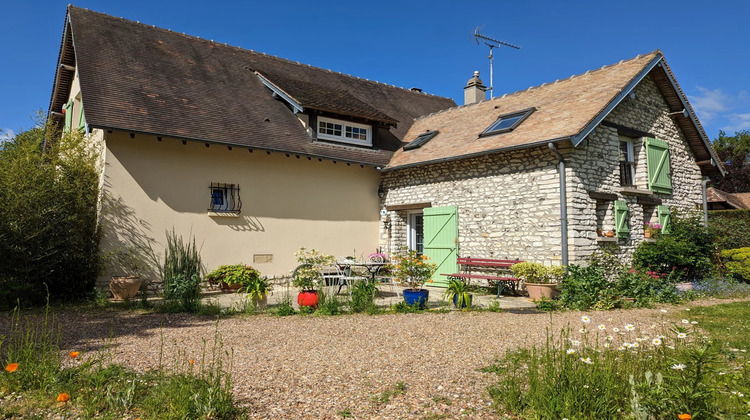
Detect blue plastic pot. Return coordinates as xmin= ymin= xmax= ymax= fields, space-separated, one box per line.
xmin=403 ymin=289 xmax=429 ymax=308
xmin=452 ymin=293 xmax=473 ymax=309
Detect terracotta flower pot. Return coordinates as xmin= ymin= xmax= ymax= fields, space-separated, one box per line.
xmin=220 ymin=281 xmax=242 ymax=293
xmin=644 ymin=230 xmax=652 ymax=238
xmin=525 ymin=283 xmax=559 ymax=300
xmin=110 ymin=276 xmax=143 ymax=300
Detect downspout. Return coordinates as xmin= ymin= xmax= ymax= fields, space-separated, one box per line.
xmin=549 ymin=143 xmax=569 ymax=267
xmin=701 ymin=178 xmax=710 ymax=227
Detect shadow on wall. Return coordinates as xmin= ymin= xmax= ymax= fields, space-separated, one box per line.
xmin=99 ymin=186 xmax=161 ymax=281
xmin=211 ymin=215 xmax=265 ymax=232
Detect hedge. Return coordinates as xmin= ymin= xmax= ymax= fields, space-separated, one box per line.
xmin=708 ymin=209 xmax=750 ymax=250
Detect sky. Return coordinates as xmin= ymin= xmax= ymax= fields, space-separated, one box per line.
xmin=2 ymin=0 xmax=749 ymax=142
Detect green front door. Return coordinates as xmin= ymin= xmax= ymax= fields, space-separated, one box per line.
xmin=423 ymin=206 xmax=458 ymax=287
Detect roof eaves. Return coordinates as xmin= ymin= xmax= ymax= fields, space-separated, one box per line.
xmin=654 ymin=60 xmax=725 ymax=176
xmin=571 ymin=54 xmax=663 ymax=147
xmin=384 ymin=136 xmax=571 ymax=172
xmin=94 ymin=125 xmax=383 ymax=167
xmin=47 ymin=10 xmax=73 ymax=120
xmin=254 ymin=71 xmax=304 ymax=114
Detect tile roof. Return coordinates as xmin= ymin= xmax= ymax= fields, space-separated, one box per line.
xmin=55 ymin=6 xmax=455 ymax=167
xmin=707 ymin=187 xmax=750 ymax=209
xmin=386 ymin=51 xmax=719 ymax=174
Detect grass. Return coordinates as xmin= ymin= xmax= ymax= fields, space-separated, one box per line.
xmin=0 ymin=304 xmax=245 ymax=419
xmin=485 ymin=307 xmax=750 ymax=419
xmin=677 ymin=301 xmax=750 ymax=358
xmin=371 ymin=381 xmax=408 ymax=405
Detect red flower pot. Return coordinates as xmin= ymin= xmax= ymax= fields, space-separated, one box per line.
xmin=297 ymin=291 xmax=319 ymax=308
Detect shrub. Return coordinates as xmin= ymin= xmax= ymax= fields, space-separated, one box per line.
xmin=511 ymin=262 xmax=563 ymax=284
xmin=719 ymin=247 xmax=750 ymax=282
xmin=350 ymin=280 xmax=377 ymax=313
xmin=0 ymin=120 xmax=100 ymax=307
xmin=292 ymin=248 xmax=335 ymax=291
xmin=391 ymin=248 xmax=437 ymax=290
xmin=558 ymin=265 xmax=609 ymax=310
xmin=633 ymin=210 xmax=714 ymax=280
xmin=161 ymin=230 xmax=202 ymax=311
xmin=709 ymin=209 xmax=750 ymax=250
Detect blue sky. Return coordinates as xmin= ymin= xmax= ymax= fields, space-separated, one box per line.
xmin=2 ymin=0 xmax=749 ymax=142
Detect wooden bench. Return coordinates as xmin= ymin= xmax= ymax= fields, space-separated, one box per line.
xmin=441 ymin=257 xmax=522 ymax=297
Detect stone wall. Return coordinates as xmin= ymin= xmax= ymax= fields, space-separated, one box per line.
xmin=380 ymin=145 xmax=565 ymax=266
xmin=567 ymin=74 xmax=704 ymax=263
xmin=380 ymin=73 xmax=704 ymax=267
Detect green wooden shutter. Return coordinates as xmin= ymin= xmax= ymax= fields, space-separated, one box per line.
xmin=645 ymin=137 xmax=673 ymax=194
xmin=657 ymin=205 xmax=672 ymax=234
xmin=63 ymin=100 xmax=74 ymax=133
xmin=614 ymin=200 xmax=629 ymax=238
xmin=423 ymin=206 xmax=458 ymax=287
xmin=77 ymin=105 xmax=86 ymax=132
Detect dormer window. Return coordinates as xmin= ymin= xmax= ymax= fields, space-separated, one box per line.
xmin=480 ymin=108 xmax=535 ymax=137
xmin=317 ymin=116 xmax=372 ymax=147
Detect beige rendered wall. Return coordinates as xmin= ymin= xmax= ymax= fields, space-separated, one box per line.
xmin=99 ymin=131 xmax=381 ymax=287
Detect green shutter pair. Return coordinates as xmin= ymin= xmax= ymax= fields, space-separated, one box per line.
xmin=614 ymin=200 xmax=629 ymax=238
xmin=62 ymin=100 xmax=86 ymax=133
xmin=645 ymin=137 xmax=672 ymax=194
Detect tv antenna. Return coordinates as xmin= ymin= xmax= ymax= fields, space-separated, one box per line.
xmin=473 ymin=27 xmax=520 ymax=98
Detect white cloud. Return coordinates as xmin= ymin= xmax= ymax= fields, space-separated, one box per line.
xmin=723 ymin=112 xmax=750 ymax=133
xmin=689 ymin=87 xmax=732 ymax=123
xmin=0 ymin=128 xmax=15 ymax=143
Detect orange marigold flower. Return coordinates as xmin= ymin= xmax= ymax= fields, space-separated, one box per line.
xmin=678 ymin=414 xmax=692 ymax=420
xmin=56 ymin=393 xmax=70 ymax=403
xmin=189 ymin=359 xmax=195 ymax=365
xmin=5 ymin=363 xmax=18 ymax=373
xmin=69 ymin=351 xmax=80 ymax=359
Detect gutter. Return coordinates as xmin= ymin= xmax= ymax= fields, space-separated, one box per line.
xmin=548 ymin=142 xmax=569 ymax=267
xmin=702 ymin=178 xmax=710 ymax=226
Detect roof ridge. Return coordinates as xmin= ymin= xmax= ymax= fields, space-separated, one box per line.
xmin=68 ymin=5 xmax=450 ymax=100
xmin=412 ymin=50 xmax=660 ymax=122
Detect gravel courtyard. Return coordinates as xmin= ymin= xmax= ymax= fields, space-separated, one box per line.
xmin=48 ymin=303 xmax=720 ymax=419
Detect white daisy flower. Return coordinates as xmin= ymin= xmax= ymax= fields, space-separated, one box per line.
xmin=625 ymin=324 xmax=635 ymax=331
xmin=677 ymin=332 xmax=687 ymax=339
xmin=660 ymin=309 xmax=668 ymax=313
xmin=581 ymin=315 xmax=591 ymax=323
xmin=612 ymin=328 xmax=620 ymax=333
xmin=652 ymin=338 xmax=662 ymax=346
xmin=566 ymin=348 xmax=576 ymax=355
xmin=685 ymin=308 xmax=690 ymax=311
xmin=632 ymin=342 xmax=640 ymax=348
xmin=571 ymin=340 xmax=580 ymax=346
xmin=603 ymin=342 xmax=610 ymax=348
xmin=579 ymin=328 xmax=587 ymax=334
xmin=606 ymin=335 xmax=614 ymax=341
xmin=681 ymin=319 xmax=689 ymax=324
xmin=580 ymin=357 xmax=593 ymax=365
xmin=667 ymin=345 xmax=675 ymax=350
xmin=598 ymin=324 xmax=606 ymax=330
xmin=690 ymin=321 xmax=698 ymax=325
xmin=618 ymin=346 xmax=625 ymax=351
xmin=671 ymin=363 xmax=686 ymax=371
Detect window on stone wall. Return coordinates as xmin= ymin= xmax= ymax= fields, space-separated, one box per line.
xmin=619 ymin=136 xmax=636 ymax=187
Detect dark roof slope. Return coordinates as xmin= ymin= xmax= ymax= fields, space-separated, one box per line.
xmin=54 ymin=6 xmax=455 ymax=166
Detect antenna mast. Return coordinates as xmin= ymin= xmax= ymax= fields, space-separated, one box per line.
xmin=473 ymin=27 xmax=520 ymax=98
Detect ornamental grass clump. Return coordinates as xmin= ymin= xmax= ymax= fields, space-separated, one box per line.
xmin=486 ymin=313 xmax=750 ymax=419
xmin=391 ymin=248 xmax=437 ymax=291
xmin=161 ymin=230 xmax=203 ymax=311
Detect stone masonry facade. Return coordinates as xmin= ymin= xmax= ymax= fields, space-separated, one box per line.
xmin=380 ymin=74 xmax=704 ymax=267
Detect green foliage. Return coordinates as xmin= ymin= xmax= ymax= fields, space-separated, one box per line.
xmin=392 ymin=301 xmax=424 ymax=313
xmin=391 ymin=248 xmax=438 ymax=290
xmin=292 ymin=248 xmax=335 ymax=291
xmin=161 ymin=230 xmax=203 ymax=311
xmin=534 ymin=297 xmax=560 ymax=312
xmin=443 ymin=278 xmax=472 ymax=308
xmin=708 ymin=209 xmax=750 ymax=250
xmin=511 ymin=262 xmax=563 ymax=284
xmin=633 ymin=210 xmax=715 ymax=280
xmin=350 ymin=280 xmax=377 ymax=313
xmin=315 ymin=290 xmax=345 ymax=316
xmin=711 ymin=129 xmax=750 ymax=193
xmin=558 ymin=265 xmax=610 ymax=310
xmin=205 ymin=264 xmax=260 ymax=286
xmin=719 ymin=247 xmax=750 ymax=282
xmin=486 ymin=316 xmax=749 ymax=419
xmin=0 ymin=120 xmax=100 ymax=307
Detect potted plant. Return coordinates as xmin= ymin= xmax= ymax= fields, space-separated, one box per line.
xmin=292 ymin=248 xmax=335 ymax=309
xmin=643 ymin=222 xmax=661 ymax=238
xmin=392 ymin=248 xmax=437 ymax=309
xmin=443 ymin=278 xmax=472 ymax=308
xmin=239 ymin=275 xmax=272 ymax=308
xmin=107 ymin=246 xmax=148 ymax=300
xmin=205 ymin=264 xmax=261 ymax=293
xmin=511 ymin=262 xmax=564 ymax=300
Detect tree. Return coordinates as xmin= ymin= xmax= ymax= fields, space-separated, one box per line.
xmin=0 ymin=116 xmax=100 ymax=307
xmin=711 ymin=130 xmax=750 ymax=193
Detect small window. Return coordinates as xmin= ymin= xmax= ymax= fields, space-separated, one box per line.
xmin=317 ymin=116 xmax=372 ymax=146
xmin=480 ymin=108 xmax=535 ymax=137
xmin=619 ymin=137 xmax=635 ymax=186
xmin=403 ymin=131 xmax=439 ymax=151
xmin=208 ymin=183 xmax=241 ymax=214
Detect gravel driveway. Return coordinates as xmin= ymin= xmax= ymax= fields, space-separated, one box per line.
xmin=39 ymin=302 xmax=725 ymax=419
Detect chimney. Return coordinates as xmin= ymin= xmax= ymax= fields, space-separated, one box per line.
xmin=463 ymin=71 xmax=487 ymax=105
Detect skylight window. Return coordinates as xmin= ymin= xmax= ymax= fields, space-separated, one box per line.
xmin=480 ymin=108 xmax=535 ymax=136
xmin=403 ymin=131 xmax=439 ymax=151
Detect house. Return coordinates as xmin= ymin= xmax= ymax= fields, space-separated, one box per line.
xmin=48 ymin=6 xmax=455 ymax=288
xmin=48 ymin=6 xmax=722 ymax=290
xmin=378 ymin=51 xmax=723 ymax=284
xmin=706 ymin=187 xmax=750 ymax=210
